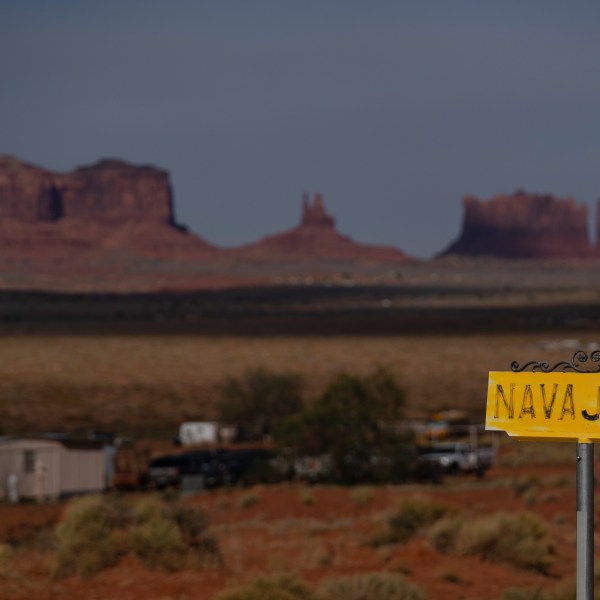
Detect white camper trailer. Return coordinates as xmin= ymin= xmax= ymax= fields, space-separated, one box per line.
xmin=0 ymin=438 xmax=106 ymax=501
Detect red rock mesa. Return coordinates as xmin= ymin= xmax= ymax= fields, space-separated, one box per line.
xmin=0 ymin=155 xmax=214 ymax=258
xmin=441 ymin=190 xmax=591 ymax=259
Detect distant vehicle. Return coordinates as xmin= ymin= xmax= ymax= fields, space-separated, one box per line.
xmin=416 ymin=442 xmax=494 ymax=478
xmin=179 ymin=422 xmax=219 ymax=446
xmin=112 ymin=445 xmax=151 ymax=490
xmin=293 ymin=454 xmax=333 ymax=483
xmin=148 ymin=449 xmax=229 ymax=490
xmin=147 ymin=454 xmax=185 ymax=489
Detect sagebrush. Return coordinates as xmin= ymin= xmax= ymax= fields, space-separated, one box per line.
xmin=429 ymin=511 xmax=553 ymax=574
xmin=373 ymin=496 xmax=449 ymax=546
xmin=320 ymin=572 xmax=426 ymax=600
xmin=54 ymin=494 xmax=220 ymax=578
xmin=215 ymin=575 xmax=320 ymax=600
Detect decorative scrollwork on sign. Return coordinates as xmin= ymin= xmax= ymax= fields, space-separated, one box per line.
xmin=511 ymin=350 xmax=600 ymax=373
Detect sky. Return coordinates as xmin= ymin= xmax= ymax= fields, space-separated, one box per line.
xmin=2 ymin=1 xmax=600 ymax=258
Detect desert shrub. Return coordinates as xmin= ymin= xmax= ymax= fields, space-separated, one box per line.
xmin=373 ymin=497 xmax=450 ymax=545
xmin=457 ymin=512 xmax=553 ymax=574
xmin=439 ymin=571 xmax=461 ymax=584
xmin=54 ymin=495 xmax=120 ymax=579
xmin=351 ymin=486 xmax=375 ymax=507
xmin=166 ymin=503 xmax=222 ymax=567
xmin=215 ymin=574 xmax=321 ymax=600
xmin=320 ymin=572 xmax=426 ymax=600
xmin=499 ymin=578 xmax=600 ymax=600
xmin=427 ymin=514 xmax=465 ymax=553
xmin=512 ymin=475 xmax=541 ymax=498
xmin=133 ymin=496 xmax=163 ymax=523
xmin=166 ymin=502 xmax=207 ymax=542
xmin=238 ymin=491 xmax=261 ymax=509
xmin=130 ymin=514 xmax=185 ymax=571
xmin=55 ymin=494 xmax=222 ymax=577
xmin=101 ymin=493 xmax=133 ymax=529
xmin=131 ymin=496 xmax=189 ymax=571
xmin=500 ymin=583 xmax=579 ymax=600
xmin=0 ymin=544 xmax=12 ymax=578
xmin=300 ymin=487 xmax=316 ymax=506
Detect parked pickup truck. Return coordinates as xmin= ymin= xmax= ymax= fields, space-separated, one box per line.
xmin=416 ymin=442 xmax=495 ymax=478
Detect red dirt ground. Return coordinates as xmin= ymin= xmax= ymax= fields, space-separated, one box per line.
xmin=0 ymin=459 xmax=583 ymax=600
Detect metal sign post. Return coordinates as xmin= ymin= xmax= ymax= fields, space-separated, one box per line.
xmin=577 ymin=442 xmax=594 ymax=600
xmin=485 ymin=350 xmax=600 ymax=600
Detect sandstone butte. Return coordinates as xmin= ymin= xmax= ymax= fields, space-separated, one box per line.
xmin=440 ymin=190 xmax=594 ymax=260
xmin=0 ymin=156 xmax=412 ymax=291
xmin=226 ymin=192 xmax=411 ymax=264
xmin=0 ymin=155 xmax=215 ymax=260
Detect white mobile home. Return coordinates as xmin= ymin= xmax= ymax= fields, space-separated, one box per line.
xmin=0 ymin=438 xmax=106 ymax=501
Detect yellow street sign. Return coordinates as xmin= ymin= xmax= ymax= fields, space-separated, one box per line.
xmin=486 ymin=371 xmax=600 ymax=441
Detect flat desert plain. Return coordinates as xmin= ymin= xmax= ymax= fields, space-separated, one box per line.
xmin=0 ymin=330 xmax=596 ymax=435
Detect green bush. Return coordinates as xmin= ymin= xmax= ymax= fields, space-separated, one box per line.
xmin=320 ymin=572 xmax=426 ymax=600
xmin=276 ymin=368 xmax=414 ymax=485
xmin=374 ymin=497 xmax=449 ymax=545
xmin=215 ymin=575 xmax=321 ymax=600
xmin=54 ymin=495 xmax=120 ymax=579
xmin=219 ymin=367 xmax=304 ymax=439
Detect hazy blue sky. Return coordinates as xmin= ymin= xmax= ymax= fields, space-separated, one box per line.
xmin=2 ymin=2 xmax=600 ymax=258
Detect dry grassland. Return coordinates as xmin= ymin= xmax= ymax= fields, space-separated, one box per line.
xmin=0 ymin=330 xmax=597 ymax=436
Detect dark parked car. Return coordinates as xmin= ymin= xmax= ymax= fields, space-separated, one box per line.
xmin=147 ymin=454 xmax=184 ymax=489
xmin=148 ymin=449 xmax=227 ymax=490
xmin=218 ymin=448 xmax=290 ymax=486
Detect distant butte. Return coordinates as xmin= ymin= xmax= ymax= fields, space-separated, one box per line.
xmin=0 ymin=155 xmax=215 ymax=259
xmin=0 ymin=157 xmax=413 ymax=291
xmin=229 ymin=192 xmax=412 ymax=264
xmin=440 ymin=190 xmax=592 ymax=260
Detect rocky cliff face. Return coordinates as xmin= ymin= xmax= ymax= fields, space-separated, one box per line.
xmin=0 ymin=155 xmax=214 ymax=258
xmin=301 ymin=192 xmax=335 ymax=228
xmin=441 ymin=191 xmax=591 ymax=259
xmin=57 ymin=159 xmax=175 ymax=224
xmin=0 ymin=156 xmax=60 ymax=222
xmin=0 ymin=156 xmax=175 ymax=225
xmin=231 ymin=193 xmax=411 ymax=263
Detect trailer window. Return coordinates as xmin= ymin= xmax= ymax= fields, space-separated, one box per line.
xmin=24 ymin=450 xmax=36 ymax=473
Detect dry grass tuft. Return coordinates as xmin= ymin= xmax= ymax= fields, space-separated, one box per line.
xmin=215 ymin=574 xmax=320 ymax=600
xmin=319 ymin=572 xmax=426 ymax=600
xmin=54 ymin=494 xmax=221 ymax=578
xmin=372 ymin=496 xmax=450 ymax=546
xmin=429 ymin=511 xmax=554 ymax=574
